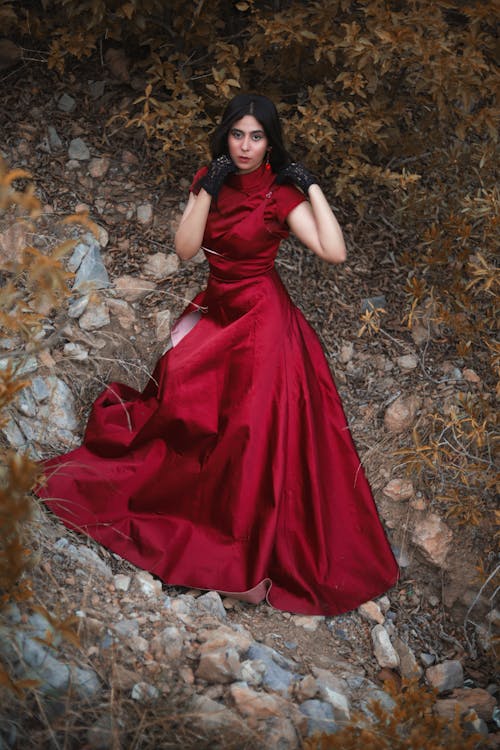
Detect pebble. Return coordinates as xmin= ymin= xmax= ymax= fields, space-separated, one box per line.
xmin=78 ymin=300 xmax=110 ymax=331
xmin=396 ymin=354 xmax=418 ymax=369
xmin=384 ymin=394 xmax=420 ymax=433
xmin=371 ymin=625 xmax=400 ymax=669
xmin=58 ymin=93 xmax=76 ymax=112
xmin=68 ymin=138 xmax=91 ymax=161
xmin=382 ymin=478 xmax=414 ymax=501
xmin=47 ymin=125 xmax=63 ymax=149
xmin=136 ymin=202 xmax=153 ymax=225
xmin=426 ymin=660 xmax=464 ymax=693
xmin=142 ymin=252 xmax=180 ymax=279
xmin=88 ymin=157 xmax=110 ymax=179
xmin=114 ymin=574 xmax=131 ymax=592
xmin=299 ymin=699 xmax=337 ymax=736
xmin=411 ymin=513 xmax=453 ymax=567
xmin=358 ymin=600 xmax=385 ymax=624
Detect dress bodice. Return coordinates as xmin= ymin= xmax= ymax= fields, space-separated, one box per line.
xmin=190 ymin=163 xmax=305 ymax=280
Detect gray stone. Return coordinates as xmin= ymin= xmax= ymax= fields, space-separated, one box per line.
xmin=65 ymin=544 xmax=113 ymax=578
xmin=58 ymin=93 xmax=76 ymax=112
xmin=89 ymin=81 xmax=105 ymax=99
xmin=87 ymin=714 xmax=114 ymax=749
xmin=190 ymin=694 xmax=242 ymax=731
xmin=312 ymin=669 xmax=350 ymax=721
xmin=151 ymin=625 xmax=184 ymax=660
xmin=142 ymin=252 xmax=180 ymax=279
xmin=397 ymin=354 xmax=418 ymax=370
xmin=114 ymin=574 xmax=131 ymax=592
xmin=31 ymin=376 xmax=50 ymax=402
xmin=68 ymin=241 xmax=89 ymax=272
xmin=360 ymin=688 xmax=396 ymax=720
xmin=48 ymin=125 xmax=63 ymax=150
xmin=247 ymin=643 xmax=298 ymax=695
xmin=114 ymin=619 xmax=140 ymax=639
xmin=131 ymin=682 xmax=159 ymax=701
xmin=299 ymin=700 xmax=338 ymax=736
xmin=426 ymin=660 xmax=464 ymax=693
xmin=78 ymin=300 xmax=110 ymax=331
xmin=392 ymin=636 xmax=422 ymax=679
xmin=27 ymin=611 xmax=61 ymax=646
xmin=196 ymin=646 xmax=241 ymax=684
xmin=371 ymin=625 xmax=400 ymax=669
xmin=73 ymin=235 xmax=110 ymax=291
xmin=63 ymin=342 xmax=89 ymax=361
xmin=16 ymin=386 xmax=37 ymax=417
xmin=361 ymin=295 xmax=386 ymax=314
xmin=134 ymin=571 xmax=162 ymax=598
xmin=196 ymin=591 xmax=227 ymax=620
xmin=420 ymin=652 xmax=436 ymax=668
xmin=239 ymin=659 xmax=264 ymax=686
xmin=136 ymin=203 xmax=153 ymax=225
xmin=2 ymin=417 xmax=25 ymax=448
xmin=68 ymin=138 xmax=90 ymax=161
xmin=155 ymin=309 xmax=171 ymax=342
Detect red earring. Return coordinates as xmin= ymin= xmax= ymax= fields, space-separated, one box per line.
xmin=265 ymin=149 xmax=271 ymax=171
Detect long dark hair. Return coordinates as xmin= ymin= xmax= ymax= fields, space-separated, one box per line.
xmin=210 ymin=93 xmax=292 ymax=172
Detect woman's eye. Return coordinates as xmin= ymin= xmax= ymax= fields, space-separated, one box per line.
xmin=231 ymin=130 xmax=242 ymax=139
xmin=252 ymin=134 xmax=263 ymax=141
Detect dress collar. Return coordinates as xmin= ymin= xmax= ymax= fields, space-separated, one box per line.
xmin=226 ymin=162 xmax=274 ymax=192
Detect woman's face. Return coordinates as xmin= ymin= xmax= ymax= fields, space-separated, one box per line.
xmin=227 ymin=115 xmax=269 ymax=174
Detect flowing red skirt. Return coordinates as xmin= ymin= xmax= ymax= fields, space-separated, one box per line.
xmin=39 ymin=268 xmax=398 ymax=615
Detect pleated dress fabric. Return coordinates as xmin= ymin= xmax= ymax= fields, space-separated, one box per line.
xmin=38 ymin=163 xmax=399 ymax=615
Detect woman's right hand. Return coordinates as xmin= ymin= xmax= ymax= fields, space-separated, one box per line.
xmin=199 ymin=155 xmax=237 ymax=197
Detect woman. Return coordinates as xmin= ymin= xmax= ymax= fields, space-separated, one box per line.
xmin=39 ymin=94 xmax=398 ymax=615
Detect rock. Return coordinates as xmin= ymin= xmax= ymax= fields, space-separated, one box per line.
xmin=68 ymin=138 xmax=90 ymax=161
xmin=190 ymin=694 xmax=242 ymax=732
xmin=312 ymin=668 xmax=350 ymax=721
xmin=134 ymin=571 xmax=162 ymax=598
xmin=17 ymin=386 xmax=37 ymax=417
xmin=198 ymin=625 xmax=253 ymax=656
xmin=113 ymin=574 xmax=131 ymax=592
xmin=420 ymin=652 xmax=436 ymax=668
xmin=68 ymin=241 xmax=89 ymax=272
xmin=63 ymin=342 xmax=88 ymax=361
xmin=131 ymin=682 xmax=159 ymax=701
xmin=58 ymin=93 xmax=76 ymax=112
xmin=89 ymin=80 xmax=105 ymax=99
xmin=96 ymin=225 xmax=109 ymax=248
xmin=31 ymin=376 xmax=50 ymax=402
xmin=78 ymin=300 xmax=110 ymax=331
xmin=240 ymin=659 xmax=265 ymax=686
xmin=114 ymin=275 xmax=156 ymax=303
xmin=73 ymin=234 xmax=110 ymax=291
xmin=358 ymin=601 xmax=385 ymax=624
xmin=155 ymin=309 xmax=172 ymax=342
xmin=382 ymin=478 xmax=414 ymax=501
xmin=68 ymin=294 xmax=90 ymax=318
xmin=384 ymin=394 xmax=420 ymax=433
xmin=247 ymin=643 xmax=298 ymax=695
xmin=151 ymin=626 xmax=184 ymax=661
xmin=136 ymin=203 xmax=153 ymax=225
xmin=48 ymin=125 xmax=63 ymax=150
xmin=396 ymin=354 xmax=418 ymax=370
xmin=299 ymin=699 xmax=337 ymax=736
xmin=88 ymin=157 xmax=110 ymax=179
xmin=391 ymin=544 xmax=410 ymax=567
xmin=196 ymin=646 xmax=241 ymax=683
xmin=361 ymin=295 xmax=386 ymax=313
xmin=291 ymin=615 xmax=324 ymax=632
xmin=2 ymin=417 xmax=25 ymax=449
xmin=107 ymin=298 xmax=135 ymax=329
xmin=230 ymin=682 xmax=283 ymax=719
xmin=426 ymin=660 xmax=464 ymax=693
xmin=412 ymin=513 xmax=452 ymax=567
xmin=371 ymin=625 xmax=400 ymax=669
xmin=360 ymin=687 xmax=396 ymax=719
xmin=0 ymin=220 xmax=28 ymax=268
xmin=142 ymin=252 xmax=180 ymax=279
xmin=462 ymin=368 xmax=481 ymax=383
xmin=196 ymin=591 xmax=227 ymax=620
xmin=114 ymin=619 xmax=139 ymax=639
xmin=65 ymin=545 xmax=112 ymax=577
xmin=435 ymin=688 xmax=496 ymax=722
xmin=295 ymin=675 xmax=318 ymax=701
xmin=338 ymin=342 xmax=354 ymax=363
xmin=391 ymin=636 xmax=422 ymax=679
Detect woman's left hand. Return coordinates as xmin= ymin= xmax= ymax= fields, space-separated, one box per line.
xmin=276 ymin=162 xmax=317 ymax=194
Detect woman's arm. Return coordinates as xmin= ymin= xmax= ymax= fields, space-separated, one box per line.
xmin=175 ymin=155 xmax=237 ymax=260
xmin=286 ymin=185 xmax=346 ymax=264
xmin=175 ymin=189 xmax=212 ymax=260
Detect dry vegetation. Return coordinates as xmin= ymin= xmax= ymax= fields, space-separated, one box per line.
xmin=0 ymin=0 xmax=498 ymax=747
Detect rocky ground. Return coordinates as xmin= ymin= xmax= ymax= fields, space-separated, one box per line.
xmin=0 ymin=63 xmax=498 ymax=748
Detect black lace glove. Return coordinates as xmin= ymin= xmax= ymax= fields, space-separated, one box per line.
xmin=275 ymin=162 xmax=317 ymax=193
xmin=199 ymin=155 xmax=237 ymax=197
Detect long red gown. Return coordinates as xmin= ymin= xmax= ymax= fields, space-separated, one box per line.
xmin=38 ymin=163 xmax=399 ymax=615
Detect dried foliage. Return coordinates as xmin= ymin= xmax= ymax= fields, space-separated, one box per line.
xmin=305 ymin=678 xmax=486 ymax=750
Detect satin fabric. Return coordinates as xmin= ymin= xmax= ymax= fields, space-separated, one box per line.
xmin=38 ymin=163 xmax=398 ymax=615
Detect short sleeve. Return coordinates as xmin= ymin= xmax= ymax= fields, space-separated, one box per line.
xmin=190 ymin=166 xmax=208 ymax=195
xmin=272 ymin=183 xmax=307 ymax=224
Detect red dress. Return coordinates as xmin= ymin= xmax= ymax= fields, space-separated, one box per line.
xmin=39 ymin=163 xmax=398 ymax=615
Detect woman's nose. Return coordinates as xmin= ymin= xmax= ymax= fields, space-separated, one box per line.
xmin=242 ymin=136 xmax=250 ymax=151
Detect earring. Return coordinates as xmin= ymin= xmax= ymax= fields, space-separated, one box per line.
xmin=265 ymin=149 xmax=271 ymax=171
